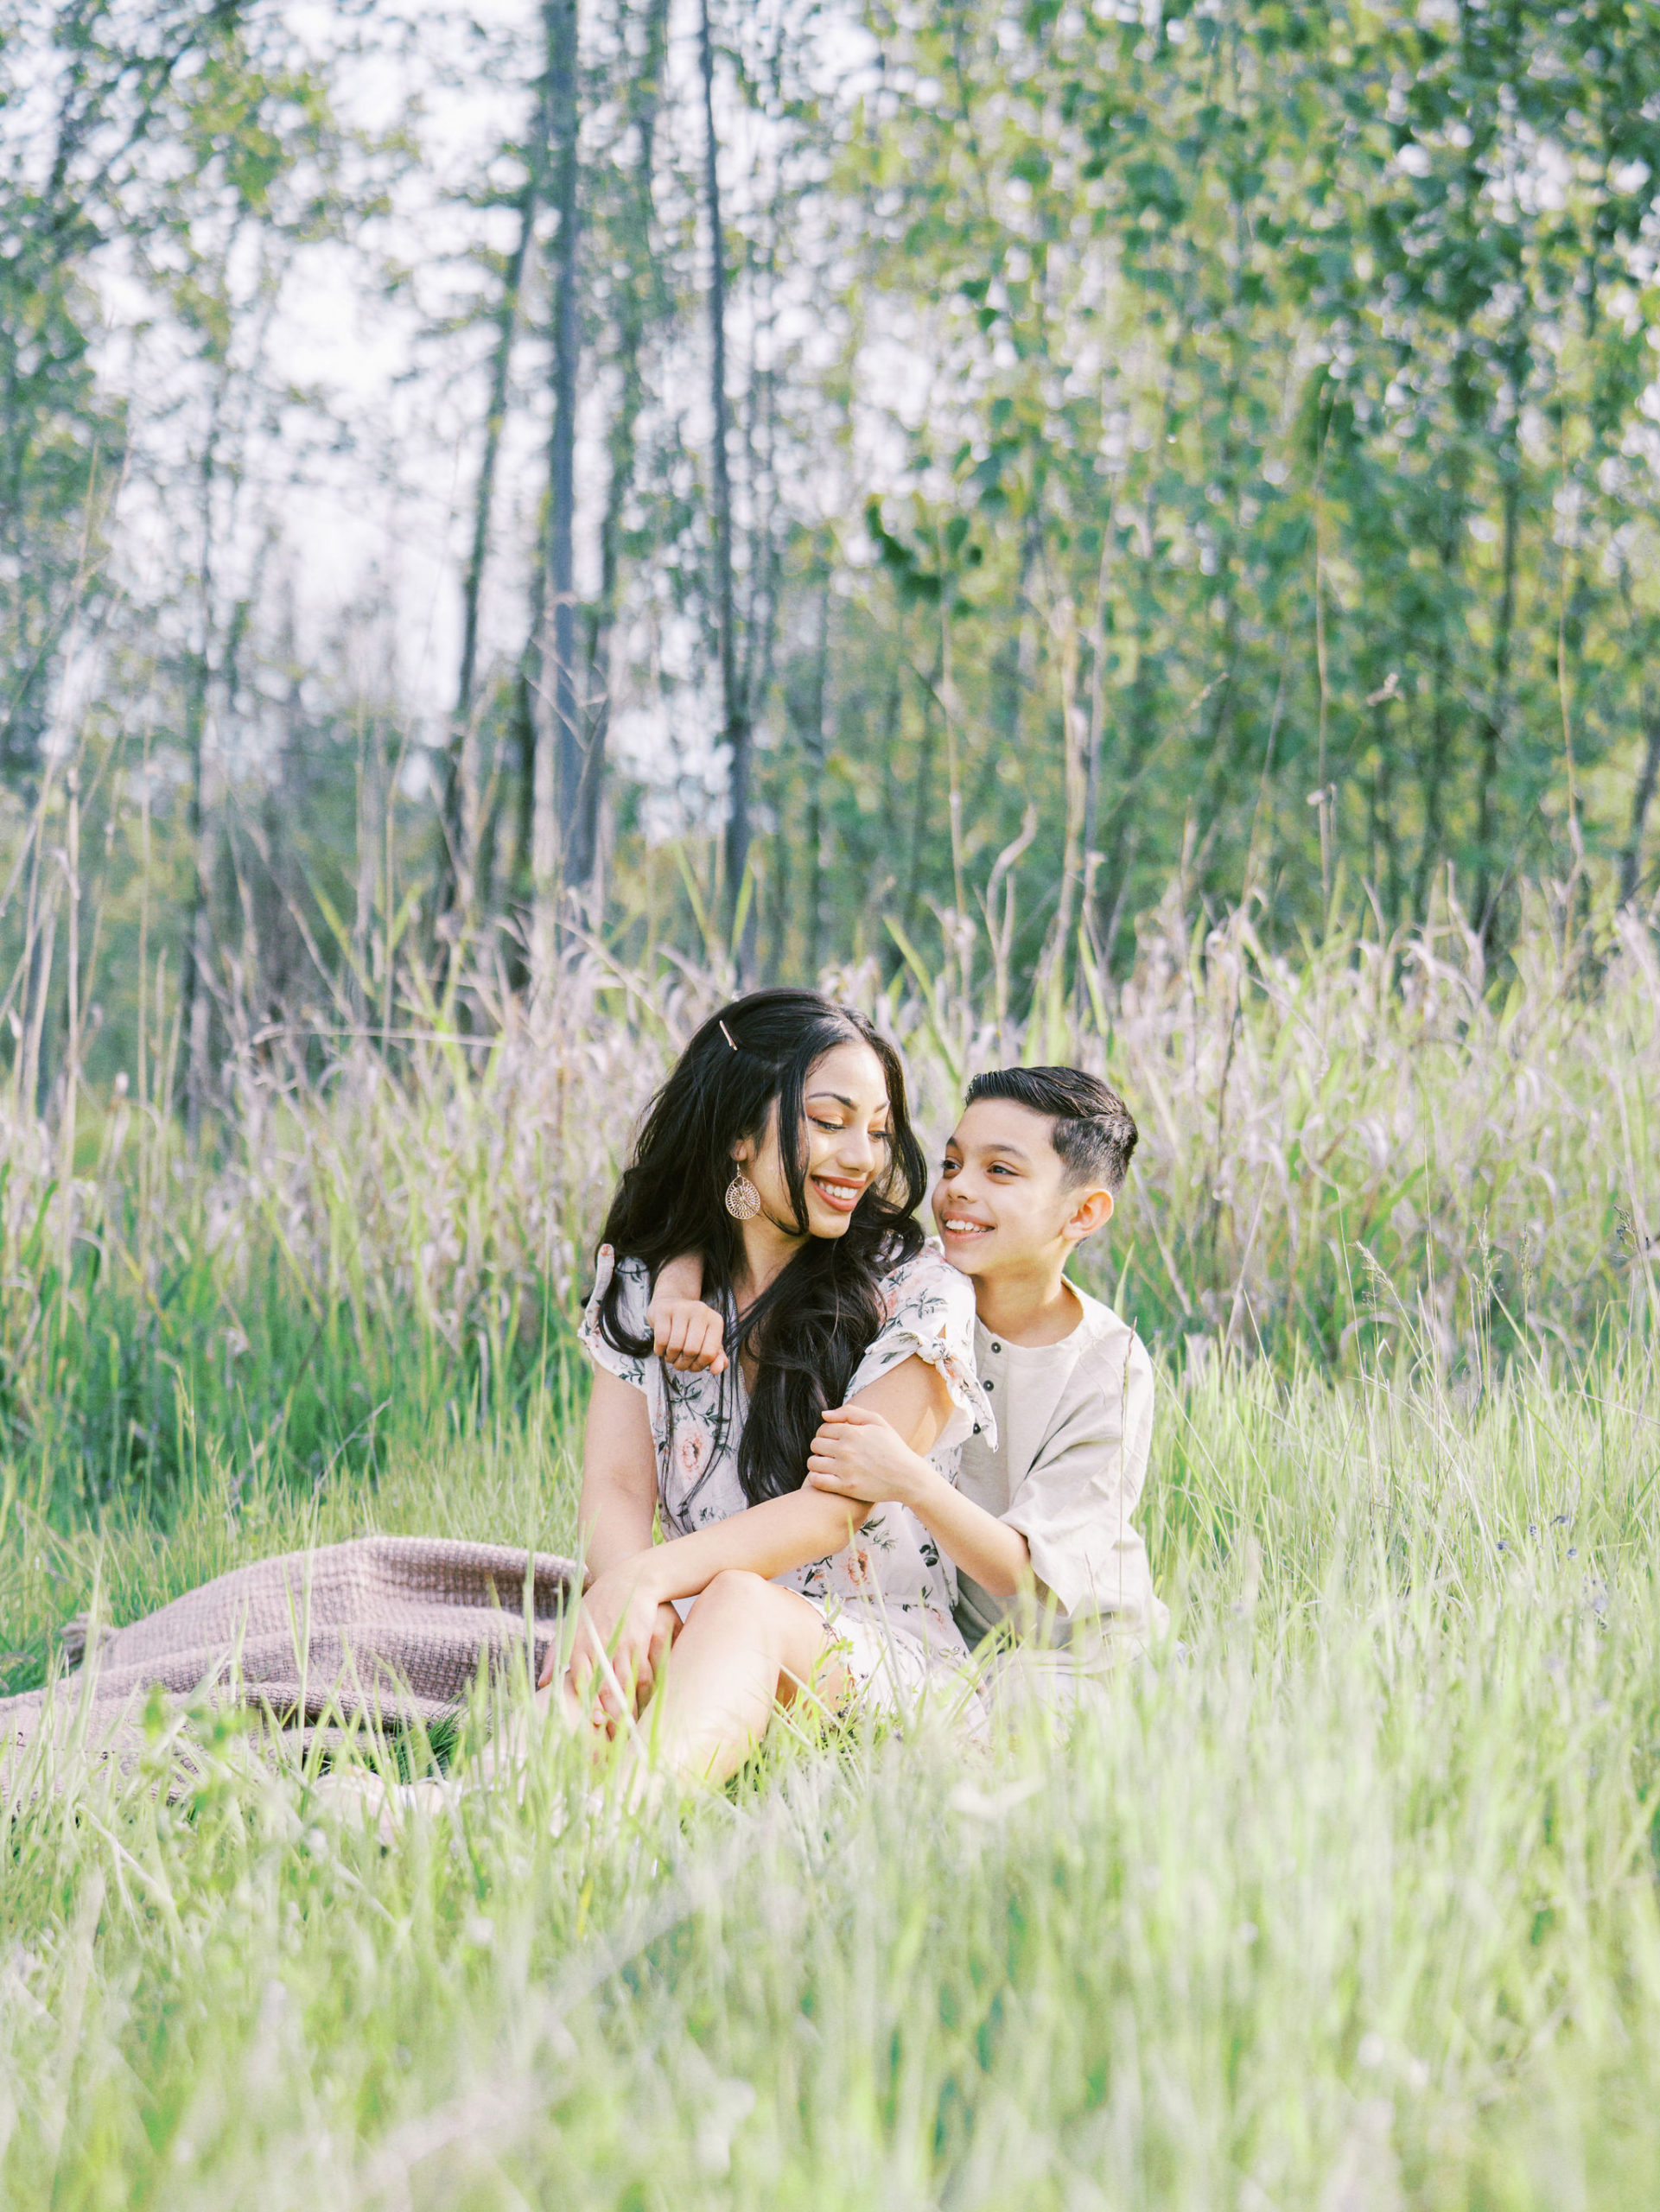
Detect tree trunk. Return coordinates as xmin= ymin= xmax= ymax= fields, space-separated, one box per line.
xmin=439 ymin=171 xmax=537 ymax=936
xmin=261 ymin=591 xmax=305 ymax=1020
xmin=179 ymin=556 xmax=216 ymax=1141
xmin=505 ymin=635 xmax=540 ymax=995
xmin=1415 ymin=490 xmax=1465 ymax=918
xmin=861 ymin=639 xmax=904 ymax=949
xmin=1097 ymin=523 xmax=1161 ymax=944
xmin=1370 ymin=693 xmax=1402 ymax=923
xmin=1621 ymin=695 xmax=1660 ymax=910
xmin=698 ymin=0 xmax=750 ymax=968
xmin=904 ymin=656 xmax=940 ymax=937
xmin=178 ymin=640 xmax=209 ymax=1136
xmin=763 ymin=768 xmax=792 ymax=982
xmin=1050 ymin=597 xmax=1088 ymax=982
xmin=805 ymin=574 xmax=832 ymax=979
xmin=352 ymin=709 xmax=382 ymax=1027
xmin=1082 ymin=495 xmax=1116 ymax=869
xmin=1474 ymin=463 xmax=1519 ymax=946
xmin=536 ymin=0 xmax=581 ymax=969
xmin=178 ymin=356 xmax=232 ymax=1141
xmin=1313 ymin=457 xmax=1332 ymax=908
xmin=575 ymin=0 xmax=669 ymax=902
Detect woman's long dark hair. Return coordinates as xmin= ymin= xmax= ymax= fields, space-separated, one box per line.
xmin=592 ymin=988 xmax=926 ymax=1503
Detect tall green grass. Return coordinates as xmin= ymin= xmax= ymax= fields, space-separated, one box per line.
xmin=4 ymin=875 xmax=1657 ymax=1522
xmin=5 ymin=1335 xmax=1660 ymax=2207
xmin=6 ymin=875 xmax=1660 ymax=2204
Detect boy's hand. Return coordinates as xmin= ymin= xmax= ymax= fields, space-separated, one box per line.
xmin=806 ymin=1404 xmax=932 ymax=1510
xmin=645 ymin=1294 xmax=728 ymax=1375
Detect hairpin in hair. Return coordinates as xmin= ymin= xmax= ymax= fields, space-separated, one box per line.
xmin=719 ymin=1020 xmax=738 ymax=1052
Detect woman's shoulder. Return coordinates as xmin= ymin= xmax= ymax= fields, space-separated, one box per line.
xmin=591 ymin=1245 xmax=651 ymax=1294
xmin=580 ymin=1246 xmax=654 ymax=1362
xmin=875 ymin=1236 xmax=976 ymax=1326
xmin=849 ymin=1232 xmax=989 ymax=1437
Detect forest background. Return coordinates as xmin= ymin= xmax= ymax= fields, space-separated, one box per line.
xmin=4 ymin=0 xmax=1660 ymax=1521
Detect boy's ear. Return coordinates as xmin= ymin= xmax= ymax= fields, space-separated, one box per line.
xmin=1062 ymin=1185 xmax=1115 ymax=1246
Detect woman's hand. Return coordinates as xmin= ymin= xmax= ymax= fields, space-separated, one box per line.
xmin=543 ymin=1561 xmax=679 ymax=1727
xmin=806 ymin=1403 xmax=936 ymax=1510
xmin=645 ymin=1292 xmax=728 ymax=1375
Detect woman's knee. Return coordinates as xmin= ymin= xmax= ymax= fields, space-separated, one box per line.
xmin=696 ymin=1567 xmax=773 ymax=1614
xmin=682 ymin=1572 xmax=827 ymax=1678
xmin=687 ymin=1570 xmax=814 ymax=1662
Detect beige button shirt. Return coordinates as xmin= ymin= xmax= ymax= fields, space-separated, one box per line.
xmin=953 ymin=1281 xmax=1166 ymax=1650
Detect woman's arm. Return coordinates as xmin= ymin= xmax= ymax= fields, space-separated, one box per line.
xmin=615 ymin=1351 xmax=951 ymax=1599
xmin=565 ymin=1354 xmax=953 ymax=1702
xmin=554 ymin=1367 xmax=681 ymax=1713
xmin=577 ymin=1366 xmax=661 ymax=1575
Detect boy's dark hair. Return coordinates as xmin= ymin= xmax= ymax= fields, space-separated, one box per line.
xmin=964 ymin=1065 xmax=1139 ymax=1193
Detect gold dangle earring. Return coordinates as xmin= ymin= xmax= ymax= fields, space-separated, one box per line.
xmin=724 ymin=1164 xmax=761 ymax=1220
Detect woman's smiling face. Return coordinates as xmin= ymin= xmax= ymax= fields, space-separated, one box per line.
xmin=737 ymin=1039 xmax=893 ymax=1241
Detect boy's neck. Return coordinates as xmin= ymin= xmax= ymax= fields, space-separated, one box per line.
xmin=972 ymin=1253 xmax=1082 ymax=1348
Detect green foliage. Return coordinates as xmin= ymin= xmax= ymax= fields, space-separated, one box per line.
xmin=10 ymin=0 xmax=1660 ymax=1033
xmin=747 ymin=0 xmax=1660 ymax=980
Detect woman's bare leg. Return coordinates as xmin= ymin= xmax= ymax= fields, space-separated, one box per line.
xmin=525 ymin=1571 xmax=843 ymax=1802
xmin=627 ymin=1569 xmax=843 ymax=1791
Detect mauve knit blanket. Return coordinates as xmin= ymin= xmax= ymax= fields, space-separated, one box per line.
xmin=1 ymin=1535 xmax=576 ymax=1776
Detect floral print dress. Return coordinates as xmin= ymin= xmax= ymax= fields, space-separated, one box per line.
xmin=579 ymin=1242 xmax=995 ymax=1716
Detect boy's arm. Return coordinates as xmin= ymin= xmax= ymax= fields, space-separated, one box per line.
xmin=645 ymin=1252 xmax=727 ymax=1373
xmin=806 ymin=1405 xmax=1045 ymax=1601
xmin=605 ymin=1353 xmax=951 ymax=1603
xmin=550 ymin=1370 xmax=855 ymax=1715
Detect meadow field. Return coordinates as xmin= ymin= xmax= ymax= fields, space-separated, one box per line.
xmin=3 ymin=888 xmax=1660 ymax=2209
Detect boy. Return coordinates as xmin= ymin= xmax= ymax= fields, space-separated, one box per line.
xmin=649 ymin=1065 xmax=1165 ymax=1689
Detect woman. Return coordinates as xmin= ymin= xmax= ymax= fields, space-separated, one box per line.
xmin=544 ymin=986 xmax=990 ymax=1791
xmin=8 ymin=988 xmax=983 ymax=1821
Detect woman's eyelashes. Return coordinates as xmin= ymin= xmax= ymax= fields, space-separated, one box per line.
xmin=809 ymin=1115 xmax=890 ymax=1143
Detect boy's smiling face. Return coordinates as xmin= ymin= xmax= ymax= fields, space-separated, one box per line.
xmin=932 ymin=1096 xmax=1114 ymax=1279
